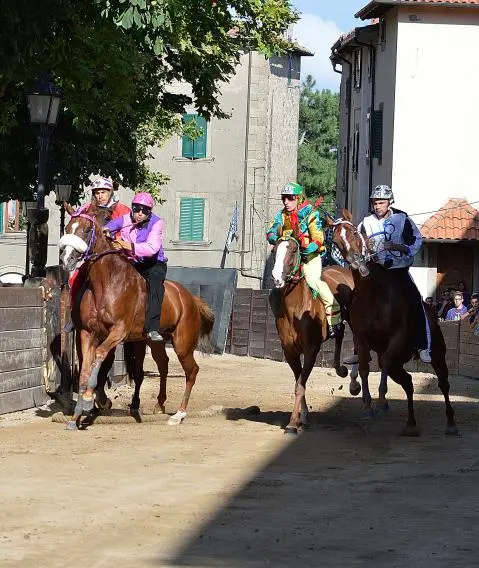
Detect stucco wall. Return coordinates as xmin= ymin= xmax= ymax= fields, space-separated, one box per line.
xmin=392 ymin=7 xmax=479 ymax=224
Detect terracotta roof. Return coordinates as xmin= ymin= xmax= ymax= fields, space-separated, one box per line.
xmin=420 ymin=198 xmax=479 ymax=240
xmin=356 ymin=0 xmax=479 ymax=20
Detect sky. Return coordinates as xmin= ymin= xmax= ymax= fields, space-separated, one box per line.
xmin=291 ymin=0 xmax=369 ymax=91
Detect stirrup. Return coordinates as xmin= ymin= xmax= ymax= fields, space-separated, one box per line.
xmin=419 ymin=349 xmax=431 ymax=363
xmin=146 ymin=330 xmax=165 ymax=342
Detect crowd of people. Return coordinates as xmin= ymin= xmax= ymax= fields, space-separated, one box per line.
xmin=425 ymin=282 xmax=479 ymax=332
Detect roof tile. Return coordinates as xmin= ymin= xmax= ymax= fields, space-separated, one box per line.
xmin=420 ymin=198 xmax=479 ymax=240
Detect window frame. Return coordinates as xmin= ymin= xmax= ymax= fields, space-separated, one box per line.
xmin=181 ymin=114 xmax=209 ymax=160
xmin=173 ymin=193 xmax=210 ymax=245
xmin=353 ymin=49 xmax=362 ymax=90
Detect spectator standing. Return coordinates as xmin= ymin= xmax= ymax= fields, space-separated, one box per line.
xmin=457 ymin=281 xmax=471 ymax=308
xmin=445 ymin=292 xmax=468 ymax=321
xmin=436 ymin=288 xmax=453 ymax=320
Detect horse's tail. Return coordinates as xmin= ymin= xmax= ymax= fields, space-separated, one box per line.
xmin=194 ymin=296 xmax=215 ymax=353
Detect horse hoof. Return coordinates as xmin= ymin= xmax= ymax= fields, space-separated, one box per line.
xmin=402 ymin=425 xmax=420 ymax=437
xmin=361 ymin=408 xmax=375 ymax=420
xmin=350 ymin=384 xmax=361 ymax=397
xmin=284 ymin=426 xmax=298 ymax=435
xmin=336 ymin=365 xmax=348 ymax=378
xmin=168 ymin=410 xmax=187 ymax=425
xmin=130 ymin=409 xmax=142 ymax=423
xmin=153 ymin=403 xmax=166 ymax=415
xmin=445 ymin=425 xmax=460 ymax=437
xmin=66 ymin=420 xmax=79 ymax=431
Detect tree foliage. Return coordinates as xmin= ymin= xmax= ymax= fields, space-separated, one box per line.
xmin=0 ymin=0 xmax=297 ymax=202
xmin=297 ymin=75 xmax=339 ymax=212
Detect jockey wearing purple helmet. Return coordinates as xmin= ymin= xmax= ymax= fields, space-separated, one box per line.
xmin=104 ymin=192 xmax=168 ymax=342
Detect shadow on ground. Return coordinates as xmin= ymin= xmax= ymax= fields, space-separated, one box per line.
xmin=159 ymin=380 xmax=479 ymax=568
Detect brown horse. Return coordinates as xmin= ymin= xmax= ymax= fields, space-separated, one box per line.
xmin=327 ymin=210 xmax=458 ymax=436
xmin=58 ymin=204 xmax=214 ymax=430
xmin=269 ymin=236 xmax=354 ymax=434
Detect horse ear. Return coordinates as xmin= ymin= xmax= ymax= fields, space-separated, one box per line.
xmin=342 ymin=208 xmax=353 ymax=222
xmin=64 ymin=202 xmax=74 ymax=216
xmin=325 ymin=214 xmax=334 ymax=228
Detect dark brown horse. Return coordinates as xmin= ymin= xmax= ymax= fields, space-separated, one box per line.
xmin=269 ymin=236 xmax=354 ymax=434
xmin=327 ymin=210 xmax=458 ymax=436
xmin=58 ymin=204 xmax=214 ymax=430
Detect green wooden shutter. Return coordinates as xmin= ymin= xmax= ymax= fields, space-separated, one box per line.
xmin=182 ymin=114 xmax=196 ymax=159
xmin=371 ymin=109 xmax=383 ymax=161
xmin=179 ymin=198 xmax=205 ymax=241
xmin=193 ymin=115 xmax=207 ymax=159
xmin=190 ymin=198 xmax=205 ymax=240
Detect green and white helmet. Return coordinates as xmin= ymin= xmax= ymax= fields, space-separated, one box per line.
xmin=281 ymin=182 xmax=303 ymax=196
xmin=370 ymin=184 xmax=394 ymax=202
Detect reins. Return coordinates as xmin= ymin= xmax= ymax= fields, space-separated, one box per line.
xmin=70 ymin=211 xmax=129 ymax=263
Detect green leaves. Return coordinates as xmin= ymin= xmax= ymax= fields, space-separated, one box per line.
xmin=297 ymin=76 xmax=339 ymax=212
xmin=0 ymin=0 xmax=297 ymax=202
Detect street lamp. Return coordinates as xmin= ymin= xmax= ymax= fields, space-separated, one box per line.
xmin=26 ymin=76 xmax=63 ymax=278
xmin=54 ymin=179 xmax=72 ymax=238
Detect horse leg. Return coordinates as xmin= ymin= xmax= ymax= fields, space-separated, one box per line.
xmin=94 ymin=348 xmax=115 ymax=413
xmin=150 ymin=342 xmax=169 ymax=414
xmin=430 ymin=336 xmax=458 ymax=436
xmin=67 ymin=330 xmax=98 ymax=430
xmin=283 ymin=350 xmax=306 ymax=429
xmin=388 ymin=363 xmax=418 ymax=436
xmin=356 ymin=343 xmax=374 ymax=419
xmin=349 ymin=361 xmax=360 ymax=396
xmin=80 ymin=327 xmax=128 ymax=413
xmin=375 ymin=368 xmax=390 ymax=415
xmin=333 ymin=323 xmax=348 ymax=378
xmin=285 ymin=347 xmax=319 ymax=435
xmin=126 ymin=342 xmax=146 ymax=418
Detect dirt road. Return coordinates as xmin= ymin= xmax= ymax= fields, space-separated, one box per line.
xmin=1 ymin=351 xmax=478 ymax=568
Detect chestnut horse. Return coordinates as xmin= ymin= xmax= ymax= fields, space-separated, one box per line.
xmin=270 ymin=236 xmax=354 ymax=434
xmin=327 ymin=210 xmax=458 ymax=436
xmin=58 ymin=204 xmax=214 ymax=430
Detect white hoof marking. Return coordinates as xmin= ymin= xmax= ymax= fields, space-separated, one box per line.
xmin=167 ymin=410 xmax=187 ymax=425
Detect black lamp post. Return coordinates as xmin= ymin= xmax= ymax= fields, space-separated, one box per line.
xmin=54 ymin=179 xmax=72 ymax=239
xmin=26 ymin=76 xmax=62 ymax=278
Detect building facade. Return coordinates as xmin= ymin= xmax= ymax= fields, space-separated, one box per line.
xmin=331 ymin=0 xmax=479 ymax=298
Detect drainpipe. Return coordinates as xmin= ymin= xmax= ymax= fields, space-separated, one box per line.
xmin=355 ymin=40 xmax=377 ymax=199
xmin=240 ymin=50 xmax=263 ymax=281
xmin=332 ymin=51 xmax=352 ymax=212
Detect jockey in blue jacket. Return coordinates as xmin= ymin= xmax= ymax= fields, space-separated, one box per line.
xmin=358 ymin=184 xmax=431 ymax=363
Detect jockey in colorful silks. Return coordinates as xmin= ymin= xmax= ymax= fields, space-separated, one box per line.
xmin=266 ymin=182 xmax=342 ymax=337
xmin=76 ymin=177 xmax=131 ymax=219
xmin=358 ymin=184 xmax=432 ymax=363
xmin=66 ymin=177 xmax=131 ymax=330
xmin=104 ymin=192 xmax=168 ymax=342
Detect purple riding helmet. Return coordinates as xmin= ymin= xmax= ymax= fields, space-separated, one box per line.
xmin=132 ymin=192 xmax=154 ymax=209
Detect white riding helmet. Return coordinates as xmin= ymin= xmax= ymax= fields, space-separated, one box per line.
xmin=370 ymin=184 xmax=394 ymax=203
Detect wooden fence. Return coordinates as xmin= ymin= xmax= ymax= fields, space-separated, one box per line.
xmin=0 ymin=287 xmax=50 ymax=414
xmin=225 ymin=289 xmax=467 ymax=376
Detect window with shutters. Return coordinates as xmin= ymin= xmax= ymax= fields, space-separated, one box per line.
xmin=353 ymin=49 xmax=362 ymax=90
xmin=182 ymin=114 xmax=208 ymax=160
xmin=352 ymin=129 xmax=360 ymax=175
xmin=371 ymin=107 xmax=383 ymax=163
xmin=179 ymin=197 xmax=205 ymax=241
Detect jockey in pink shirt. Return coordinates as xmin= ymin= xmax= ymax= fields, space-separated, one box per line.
xmin=104 ymin=192 xmax=168 ymax=342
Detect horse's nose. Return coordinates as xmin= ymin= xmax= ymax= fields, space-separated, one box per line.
xmin=273 ymin=277 xmax=284 ymax=288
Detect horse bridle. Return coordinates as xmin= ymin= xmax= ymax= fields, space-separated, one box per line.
xmin=332 ymin=218 xmax=370 ymax=264
xmin=68 ymin=211 xmax=127 ymax=262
